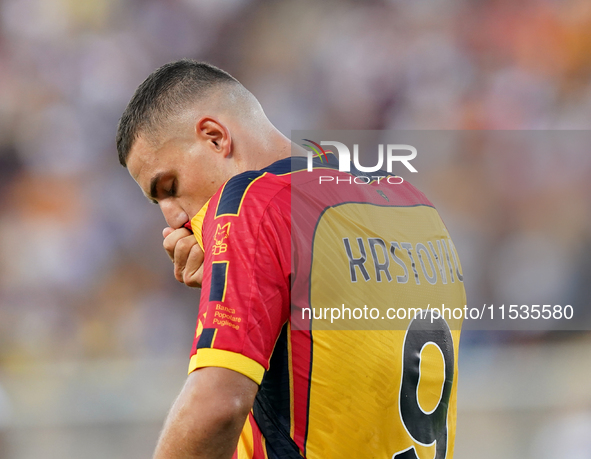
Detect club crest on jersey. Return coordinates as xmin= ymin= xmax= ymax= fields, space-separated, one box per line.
xmin=213 ymin=223 xmax=231 ymax=255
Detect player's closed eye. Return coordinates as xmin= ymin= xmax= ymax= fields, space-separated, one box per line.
xmin=148 ymin=179 xmax=176 ymax=204
xmin=166 ymin=180 xmax=177 ymax=197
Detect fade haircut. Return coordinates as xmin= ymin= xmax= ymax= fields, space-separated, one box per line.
xmin=116 ymin=59 xmax=239 ymax=167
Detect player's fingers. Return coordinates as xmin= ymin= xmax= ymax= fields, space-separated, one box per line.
xmin=163 ymin=228 xmax=191 ymax=262
xmin=184 ymin=265 xmax=204 ymax=288
xmin=162 ymin=227 xmax=174 ymax=239
xmin=173 ymin=235 xmax=197 ymax=283
xmin=183 ymin=244 xmax=205 ymax=288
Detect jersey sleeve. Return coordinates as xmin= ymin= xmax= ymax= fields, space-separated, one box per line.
xmin=188 ymin=173 xmax=291 ymax=385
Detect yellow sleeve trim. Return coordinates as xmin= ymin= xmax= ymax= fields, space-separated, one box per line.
xmin=190 ymin=199 xmax=210 ymax=251
xmin=188 ymin=348 xmax=265 ymax=385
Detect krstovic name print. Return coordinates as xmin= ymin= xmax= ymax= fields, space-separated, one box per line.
xmin=343 ymin=237 xmax=464 ymax=285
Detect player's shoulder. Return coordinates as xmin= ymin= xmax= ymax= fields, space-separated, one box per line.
xmin=211 ymin=157 xmax=294 ymax=220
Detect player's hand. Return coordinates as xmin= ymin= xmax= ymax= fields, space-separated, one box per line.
xmin=162 ymin=227 xmax=204 ymax=288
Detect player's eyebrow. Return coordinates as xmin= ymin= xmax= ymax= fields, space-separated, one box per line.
xmin=148 ymin=172 xmax=164 ymax=204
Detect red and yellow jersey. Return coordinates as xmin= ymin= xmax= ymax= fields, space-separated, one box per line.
xmin=188 ymin=155 xmax=465 ymax=459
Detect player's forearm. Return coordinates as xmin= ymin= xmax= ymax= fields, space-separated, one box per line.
xmin=153 ymin=367 xmax=257 ymax=459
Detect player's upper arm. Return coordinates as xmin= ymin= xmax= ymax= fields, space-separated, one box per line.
xmin=182 ymin=366 xmax=258 ymax=421
xmin=154 ymin=367 xmax=258 ymax=459
xmin=188 ymin=176 xmax=291 ymax=383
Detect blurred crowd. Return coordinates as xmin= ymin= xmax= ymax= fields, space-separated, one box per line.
xmin=0 ymin=0 xmax=590 ymax=383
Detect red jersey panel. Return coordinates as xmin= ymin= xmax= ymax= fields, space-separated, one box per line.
xmin=188 ymin=169 xmax=292 ymax=384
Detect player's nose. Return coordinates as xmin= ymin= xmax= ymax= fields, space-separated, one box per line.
xmin=160 ymin=201 xmax=189 ymax=230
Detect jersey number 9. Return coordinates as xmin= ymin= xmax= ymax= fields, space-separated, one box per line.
xmin=393 ymin=315 xmax=454 ymax=459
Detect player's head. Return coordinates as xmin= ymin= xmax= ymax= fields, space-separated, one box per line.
xmin=117 ymin=59 xmax=284 ymax=229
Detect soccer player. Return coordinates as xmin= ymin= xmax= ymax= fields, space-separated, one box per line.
xmin=117 ymin=60 xmax=466 ymax=459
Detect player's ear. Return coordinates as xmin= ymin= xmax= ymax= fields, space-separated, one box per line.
xmin=195 ymin=117 xmax=232 ymax=158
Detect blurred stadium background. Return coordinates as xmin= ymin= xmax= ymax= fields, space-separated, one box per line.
xmin=0 ymin=0 xmax=591 ymax=457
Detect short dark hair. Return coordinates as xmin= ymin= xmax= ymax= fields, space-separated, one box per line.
xmin=116 ymin=59 xmax=239 ymax=167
